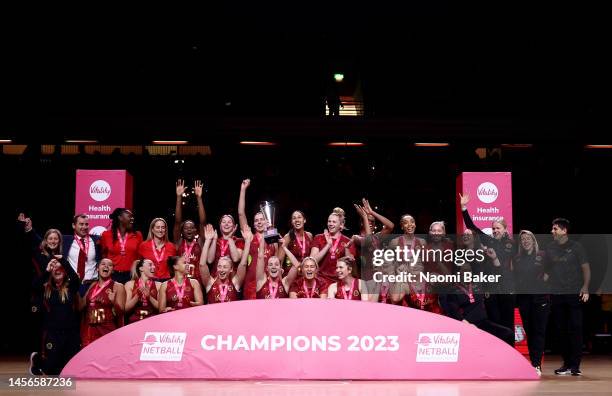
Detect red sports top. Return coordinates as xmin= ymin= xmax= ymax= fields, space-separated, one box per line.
xmin=165 ymin=278 xmax=195 ymax=310
xmin=207 ymin=276 xmax=240 ymax=304
xmin=139 ymin=240 xmax=177 ymax=280
xmin=99 ymin=230 xmax=143 ymax=272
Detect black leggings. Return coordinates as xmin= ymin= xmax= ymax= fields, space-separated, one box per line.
xmin=41 ymin=328 xmax=80 ymax=375
xmin=485 ymin=293 xmax=515 ymax=338
xmin=517 ymin=295 xmax=550 ymax=367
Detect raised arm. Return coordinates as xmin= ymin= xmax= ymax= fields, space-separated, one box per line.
xmin=206 ymin=230 xmax=218 ymax=264
xmin=256 ymin=231 xmax=267 ymax=290
xmin=363 ymin=199 xmax=394 ymax=235
xmin=199 ymin=224 xmax=216 ymax=289
xmin=311 ymin=230 xmax=333 ymax=264
xmin=61 ymin=256 xmax=81 ymax=294
xmin=238 ymin=179 xmax=251 ymax=232
xmin=459 ymin=193 xmax=492 ymax=242
xmin=226 ymin=226 xmax=242 ymax=263
xmin=276 ymin=234 xmax=290 ymax=263
xmin=194 ymin=180 xmax=207 ymax=238
xmin=18 ymin=214 xmax=42 ymax=255
xmin=281 ymin=241 xmax=300 ymax=290
xmin=355 ymin=203 xmax=372 ymax=235
xmin=233 ymin=227 xmax=253 ymax=290
xmin=173 ymin=179 xmax=186 ymax=244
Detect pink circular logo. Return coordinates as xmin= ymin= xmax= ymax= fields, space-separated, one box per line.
xmin=89 ymin=180 xmax=111 ymax=202
xmin=476 ymin=182 xmax=498 ymax=204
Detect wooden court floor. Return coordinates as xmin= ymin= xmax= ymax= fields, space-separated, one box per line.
xmin=1 ymin=354 xmax=611 ymax=396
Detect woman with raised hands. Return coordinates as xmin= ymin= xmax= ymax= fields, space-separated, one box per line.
xmin=124 ymin=259 xmax=162 ymax=322
xmin=237 ymin=179 xmax=277 ymax=299
xmin=310 ymin=208 xmax=356 ymax=282
xmin=326 ymin=256 xmax=369 ymax=301
xmin=206 ymin=214 xmax=244 ymax=276
xmin=256 ymin=238 xmax=300 ymax=299
xmin=173 ymin=179 xmax=207 ymax=282
xmin=158 ymin=256 xmax=203 ymax=312
xmin=460 ymin=193 xmax=516 ymax=334
xmin=200 ymin=224 xmax=250 ymax=304
xmin=30 ymin=255 xmax=81 ymax=375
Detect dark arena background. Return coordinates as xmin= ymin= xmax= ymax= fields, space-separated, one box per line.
xmin=1 ymin=2 xmax=611 ymax=395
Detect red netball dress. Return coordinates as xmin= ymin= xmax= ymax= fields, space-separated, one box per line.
xmin=256 ymin=277 xmax=289 ymax=299
xmin=334 ymin=278 xmax=362 ymax=300
xmin=177 ymin=239 xmax=203 ymax=281
xmin=405 ymin=283 xmax=443 ymax=314
xmin=211 ymin=236 xmax=245 ymax=276
xmin=289 ymin=277 xmax=329 ymax=298
xmin=377 ymin=284 xmax=395 ymax=304
xmin=127 ymin=279 xmax=158 ymax=323
xmin=165 ymin=278 xmax=195 ymax=310
xmin=312 ymin=233 xmax=356 ymax=282
xmin=207 ymin=277 xmax=240 ymax=304
xmin=243 ymin=235 xmax=276 ymax=300
xmin=284 ymin=233 xmax=312 ymax=268
xmin=82 ymin=280 xmax=120 ymax=347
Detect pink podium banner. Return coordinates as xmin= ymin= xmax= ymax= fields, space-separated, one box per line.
xmin=75 ymin=170 xmax=133 ymax=235
xmin=62 ymin=299 xmax=538 ymax=380
xmin=456 ymin=172 xmax=513 ymax=235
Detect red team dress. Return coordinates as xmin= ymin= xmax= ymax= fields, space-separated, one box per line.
xmin=405 ymin=283 xmax=443 ymax=314
xmin=139 ymin=240 xmax=177 ymax=280
xmin=284 ymin=233 xmax=312 ymax=270
xmin=211 ymin=236 xmax=245 ymax=276
xmin=99 ymin=230 xmax=143 ymax=273
xmin=312 ymin=233 xmax=356 ymax=282
xmin=177 ymin=238 xmax=203 ymax=282
xmin=334 ymin=278 xmax=362 ymax=300
xmin=289 ymin=277 xmax=329 ymax=298
xmin=256 ymin=277 xmax=289 ymax=299
xmin=82 ymin=280 xmax=120 ymax=347
xmin=377 ymin=283 xmax=395 ymax=304
xmin=243 ymin=235 xmax=276 ymax=300
xmin=422 ymin=240 xmax=455 ymax=275
xmin=207 ymin=277 xmax=240 ymax=304
xmin=127 ymin=279 xmax=158 ymax=323
xmin=165 ymin=278 xmax=195 ymax=310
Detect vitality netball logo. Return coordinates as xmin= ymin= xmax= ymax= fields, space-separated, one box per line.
xmin=416 ymin=333 xmax=460 ymax=362
xmin=476 ymin=182 xmax=498 ymax=204
xmin=89 ymin=180 xmax=111 ymax=202
xmin=140 ymin=332 xmax=187 ymax=361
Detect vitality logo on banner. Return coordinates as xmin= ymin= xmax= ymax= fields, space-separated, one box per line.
xmin=89 ymin=180 xmax=112 ymax=201
xmin=476 ymin=181 xmax=499 ymax=204
xmin=415 ymin=333 xmax=460 ymax=362
xmin=140 ymin=332 xmax=187 ymax=361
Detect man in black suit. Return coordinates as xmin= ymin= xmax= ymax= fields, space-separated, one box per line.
xmin=24 ymin=214 xmax=101 ymax=283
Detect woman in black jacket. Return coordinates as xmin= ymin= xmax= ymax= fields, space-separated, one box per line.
xmin=459 ymin=193 xmax=517 ymax=336
xmin=30 ymin=256 xmax=81 ymax=375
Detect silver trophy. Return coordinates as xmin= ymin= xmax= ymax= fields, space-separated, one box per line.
xmin=260 ymin=201 xmax=280 ymax=244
